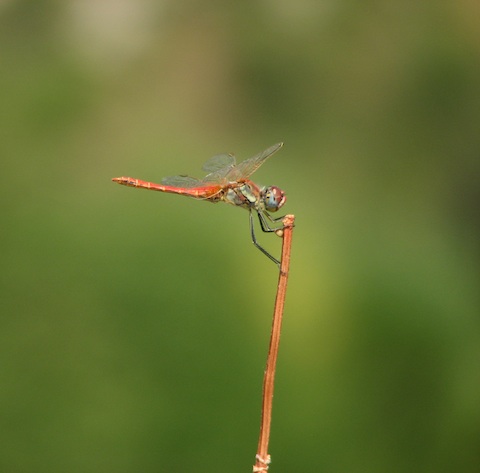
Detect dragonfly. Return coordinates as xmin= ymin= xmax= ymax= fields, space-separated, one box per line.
xmin=112 ymin=142 xmax=286 ymax=265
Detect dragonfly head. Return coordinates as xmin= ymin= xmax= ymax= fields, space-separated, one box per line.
xmin=262 ymin=186 xmax=286 ymax=212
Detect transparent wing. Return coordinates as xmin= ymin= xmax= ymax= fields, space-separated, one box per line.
xmin=201 ymin=153 xmax=236 ymax=173
xmin=201 ymin=153 xmax=237 ymax=183
xmin=225 ymin=142 xmax=283 ymax=181
xmin=161 ymin=175 xmax=202 ymax=188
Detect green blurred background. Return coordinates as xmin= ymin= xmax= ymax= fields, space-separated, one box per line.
xmin=1 ymin=1 xmax=479 ymax=472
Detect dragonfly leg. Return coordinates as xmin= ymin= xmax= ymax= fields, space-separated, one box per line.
xmin=257 ymin=210 xmax=284 ymax=233
xmin=250 ymin=210 xmax=281 ymax=267
xmin=265 ymin=212 xmax=287 ymax=224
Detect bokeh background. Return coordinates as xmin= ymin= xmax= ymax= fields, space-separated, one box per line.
xmin=1 ymin=1 xmax=479 ymax=472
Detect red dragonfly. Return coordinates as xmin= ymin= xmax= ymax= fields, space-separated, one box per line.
xmin=112 ymin=142 xmax=286 ymax=265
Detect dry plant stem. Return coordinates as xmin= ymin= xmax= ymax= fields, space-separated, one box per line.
xmin=253 ymin=214 xmax=295 ymax=473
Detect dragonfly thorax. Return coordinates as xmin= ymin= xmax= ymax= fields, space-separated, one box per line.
xmin=222 ymin=182 xmax=285 ymax=213
xmin=223 ymin=183 xmax=286 ymax=213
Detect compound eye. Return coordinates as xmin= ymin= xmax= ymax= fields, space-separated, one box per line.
xmin=263 ymin=186 xmax=286 ymax=212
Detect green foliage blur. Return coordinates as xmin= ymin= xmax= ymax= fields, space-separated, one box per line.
xmin=1 ymin=1 xmax=479 ymax=472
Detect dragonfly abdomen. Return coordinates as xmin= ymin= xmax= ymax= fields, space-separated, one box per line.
xmin=112 ymin=177 xmax=223 ymax=200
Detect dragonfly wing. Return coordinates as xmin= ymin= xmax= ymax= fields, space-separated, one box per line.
xmin=227 ymin=142 xmax=283 ymax=181
xmin=201 ymin=153 xmax=237 ymax=183
xmin=161 ymin=175 xmax=202 ymax=188
xmin=202 ymin=153 xmax=236 ymax=173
